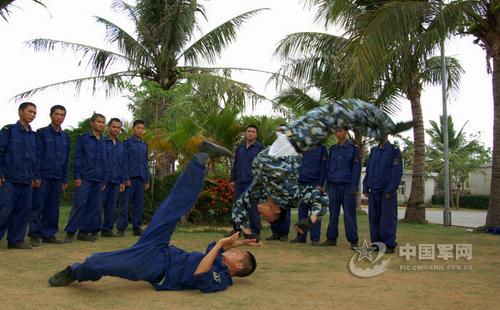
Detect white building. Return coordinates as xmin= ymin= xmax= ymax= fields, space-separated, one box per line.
xmin=360 ymin=168 xmax=437 ymax=204
xmin=467 ymin=163 xmax=492 ymax=195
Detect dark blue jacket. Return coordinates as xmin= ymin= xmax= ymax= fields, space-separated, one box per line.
xmin=104 ymin=136 xmax=127 ymax=184
xmin=73 ymin=132 xmax=108 ymax=183
xmin=150 ymin=242 xmax=232 ymax=293
xmin=231 ymin=140 xmax=264 ymax=184
xmin=327 ymin=141 xmax=362 ymax=192
xmin=0 ymin=121 xmax=38 ymax=184
xmin=363 ymin=142 xmax=403 ymax=194
xmin=298 ymin=144 xmax=328 ymax=187
xmin=36 ymin=125 xmax=70 ymax=183
xmin=124 ymin=136 xmax=150 ymax=183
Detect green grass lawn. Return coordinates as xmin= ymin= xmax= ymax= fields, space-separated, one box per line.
xmin=0 ymin=205 xmax=499 ymax=310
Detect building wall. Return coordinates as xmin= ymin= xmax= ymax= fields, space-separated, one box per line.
xmin=467 ymin=164 xmax=492 ymax=195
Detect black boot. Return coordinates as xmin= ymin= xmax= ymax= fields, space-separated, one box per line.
xmin=77 ymin=233 xmax=95 ymax=242
xmin=319 ymin=239 xmax=337 ymax=246
xmin=43 ymin=236 xmax=64 ymax=244
xmin=63 ymin=233 xmax=75 ymax=243
xmin=265 ymin=233 xmax=281 ymax=241
xmin=198 ymin=140 xmax=233 ymax=158
xmin=8 ymin=241 xmax=32 ymax=249
xmin=48 ymin=266 xmax=76 ymax=287
xmin=30 ymin=236 xmax=42 ymax=247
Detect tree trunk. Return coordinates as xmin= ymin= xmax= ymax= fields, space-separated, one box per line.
xmin=486 ymin=50 xmax=500 ymax=227
xmin=404 ymin=83 xmax=426 ymax=221
xmin=455 ymin=186 xmax=461 ymax=210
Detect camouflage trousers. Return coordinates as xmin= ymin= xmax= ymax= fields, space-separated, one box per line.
xmin=284 ymin=98 xmax=401 ymax=152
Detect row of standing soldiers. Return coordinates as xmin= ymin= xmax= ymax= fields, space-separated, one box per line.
xmin=0 ymin=102 xmax=150 ymax=249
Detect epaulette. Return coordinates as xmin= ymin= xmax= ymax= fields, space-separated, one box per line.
xmin=2 ymin=124 xmax=13 ymax=132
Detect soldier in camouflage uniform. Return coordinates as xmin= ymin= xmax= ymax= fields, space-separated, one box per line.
xmin=231 ymin=99 xmax=412 ymax=237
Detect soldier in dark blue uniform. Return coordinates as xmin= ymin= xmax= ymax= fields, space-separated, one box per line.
xmin=229 ymin=125 xmax=264 ymax=239
xmin=323 ymin=127 xmax=361 ymax=249
xmin=289 ymin=144 xmax=328 ymax=245
xmin=0 ymin=102 xmax=38 ymax=249
xmin=117 ymin=119 xmax=150 ymax=237
xmin=48 ymin=145 xmax=258 ymax=294
xmin=100 ymin=118 xmax=127 ymax=237
xmin=64 ymin=113 xmax=108 ymax=242
xmin=29 ymin=105 xmax=70 ymax=246
xmin=363 ymin=134 xmax=403 ymax=254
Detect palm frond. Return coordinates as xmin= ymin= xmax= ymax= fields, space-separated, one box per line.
xmin=111 ymin=0 xmax=139 ymax=26
xmin=1 ymin=0 xmax=45 ymax=21
xmin=421 ymin=56 xmax=464 ymax=96
xmin=94 ymin=16 xmax=153 ymax=70
xmin=275 ymin=31 xmax=348 ymax=60
xmin=305 ymin=0 xmax=361 ymax=29
xmin=274 ymin=87 xmax=322 ymax=116
xmin=25 ymin=38 xmax=134 ymax=76
xmin=13 ymin=70 xmax=139 ymax=100
xmin=184 ymin=71 xmax=269 ymax=110
xmin=180 ymin=8 xmax=268 ymax=65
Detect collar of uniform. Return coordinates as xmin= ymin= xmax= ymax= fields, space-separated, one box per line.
xmin=15 ymin=121 xmax=33 ymax=132
xmin=243 ymin=140 xmax=261 ymax=149
xmin=48 ymin=124 xmax=63 ymax=134
xmin=130 ymin=135 xmax=143 ymax=142
xmin=337 ymin=140 xmax=350 ymax=147
xmin=87 ymin=131 xmax=102 ymax=140
xmin=378 ymin=141 xmax=391 ymax=150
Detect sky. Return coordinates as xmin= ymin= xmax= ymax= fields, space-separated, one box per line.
xmin=0 ymin=0 xmax=493 ymax=147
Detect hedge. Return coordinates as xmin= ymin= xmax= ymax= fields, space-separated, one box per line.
xmin=431 ymin=195 xmax=489 ymax=210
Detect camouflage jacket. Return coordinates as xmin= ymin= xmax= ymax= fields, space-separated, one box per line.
xmin=231 ymin=148 xmax=329 ymax=230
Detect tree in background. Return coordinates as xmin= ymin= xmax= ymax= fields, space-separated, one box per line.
xmin=426 ymin=115 xmax=491 ymax=209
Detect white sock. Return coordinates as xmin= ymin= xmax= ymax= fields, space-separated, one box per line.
xmin=269 ymin=132 xmax=299 ymax=157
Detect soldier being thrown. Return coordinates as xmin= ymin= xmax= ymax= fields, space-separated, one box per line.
xmin=231 ymin=99 xmax=413 ymax=238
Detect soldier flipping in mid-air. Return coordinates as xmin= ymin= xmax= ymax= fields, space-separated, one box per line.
xmin=231 ymin=99 xmax=412 ymax=238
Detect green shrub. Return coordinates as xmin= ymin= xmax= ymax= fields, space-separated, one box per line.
xmin=431 ymin=194 xmax=489 ymax=210
xmin=143 ymin=173 xmax=233 ymax=225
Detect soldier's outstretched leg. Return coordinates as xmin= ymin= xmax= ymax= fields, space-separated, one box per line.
xmin=284 ymin=99 xmax=412 ymax=153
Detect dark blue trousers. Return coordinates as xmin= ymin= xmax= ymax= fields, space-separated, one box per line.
xmin=101 ymin=183 xmax=120 ymax=232
xmin=295 ymin=201 xmax=322 ymax=242
xmin=326 ymin=182 xmax=358 ymax=243
xmin=29 ymin=178 xmax=63 ymax=238
xmin=368 ymin=191 xmax=398 ymax=248
xmin=117 ymin=177 xmax=145 ymax=231
xmin=0 ymin=181 xmax=32 ymax=245
xmin=234 ymin=181 xmax=261 ymax=235
xmin=270 ymin=208 xmax=291 ymax=236
xmin=72 ymin=159 xmax=205 ymax=282
xmin=65 ymin=180 xmax=104 ymax=234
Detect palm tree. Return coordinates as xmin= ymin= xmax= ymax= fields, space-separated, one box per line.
xmin=318 ymin=0 xmax=499 ymax=228
xmin=0 ymin=0 xmax=45 ymax=21
xmin=17 ymin=0 xmax=268 ymax=120
xmin=301 ymin=0 xmax=464 ymax=222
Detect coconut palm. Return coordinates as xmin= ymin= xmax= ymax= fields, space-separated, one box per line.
xmin=298 ymin=0 xmax=464 ymax=222
xmin=312 ymin=0 xmax=499 ymax=228
xmin=17 ymin=0 xmax=268 ymax=120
